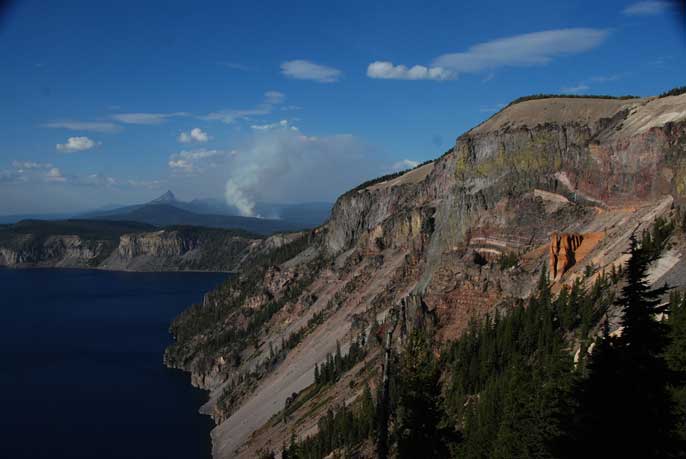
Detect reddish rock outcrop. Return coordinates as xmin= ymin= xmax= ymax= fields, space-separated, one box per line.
xmin=550 ymin=232 xmax=584 ymax=280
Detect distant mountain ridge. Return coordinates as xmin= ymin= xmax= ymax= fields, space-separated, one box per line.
xmin=94 ymin=204 xmax=307 ymax=235
xmin=0 ymin=191 xmax=332 ymax=233
xmin=79 ymin=191 xmax=332 ymax=235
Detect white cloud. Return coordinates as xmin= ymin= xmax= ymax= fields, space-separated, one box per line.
xmin=0 ymin=169 xmax=22 ymax=183
xmin=75 ymin=173 xmax=118 ymax=187
xmin=112 ymin=112 xmax=189 ymax=125
xmin=1 ymin=160 xmax=166 ymax=192
xmin=264 ymin=91 xmax=285 ymax=104
xmin=434 ymin=29 xmax=608 ymax=74
xmin=56 ymin=136 xmax=98 ymax=153
xmin=250 ymin=119 xmax=298 ymax=131
xmin=367 ymin=62 xmax=453 ymax=80
xmin=46 ymin=167 xmax=66 ymax=182
xmin=281 ymin=60 xmax=342 ymax=83
xmin=168 ymin=149 xmax=235 ymax=174
xmin=68 ymin=173 xmax=165 ymax=189
xmin=43 ymin=121 xmax=120 ymax=133
xmin=369 ymin=29 xmax=609 ymax=81
xmin=178 ymin=127 xmax=210 ymax=144
xmin=202 ymin=107 xmax=271 ymax=124
xmin=389 ymin=159 xmax=420 ymax=172
xmin=201 ymin=91 xmax=286 ymax=124
xmin=11 ymin=161 xmax=52 ymax=170
xmin=623 ymin=1 xmax=674 ymax=15
xmin=560 ymin=84 xmax=590 ymax=94
xmin=557 ymin=74 xmax=623 ymax=95
xmin=2 ymin=161 xmax=62 ymax=184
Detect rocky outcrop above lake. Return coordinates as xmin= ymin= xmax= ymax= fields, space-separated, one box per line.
xmin=0 ymin=221 xmax=280 ymax=272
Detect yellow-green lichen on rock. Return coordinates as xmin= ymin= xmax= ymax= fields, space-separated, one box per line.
xmin=675 ymin=160 xmax=686 ymax=197
xmin=456 ymin=132 xmax=563 ymax=182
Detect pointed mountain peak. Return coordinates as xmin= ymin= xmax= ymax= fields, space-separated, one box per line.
xmin=149 ymin=190 xmax=177 ymax=204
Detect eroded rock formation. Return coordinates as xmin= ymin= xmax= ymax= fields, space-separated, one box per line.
xmin=550 ymin=232 xmax=584 ymax=280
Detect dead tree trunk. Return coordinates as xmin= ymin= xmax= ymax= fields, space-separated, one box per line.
xmin=377 ymin=307 xmax=398 ymax=459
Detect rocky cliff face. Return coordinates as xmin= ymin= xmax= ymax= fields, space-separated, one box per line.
xmin=116 ymin=231 xmax=198 ymax=258
xmin=0 ymin=227 xmax=264 ymax=272
xmin=165 ymin=93 xmax=686 ymax=458
xmin=0 ymin=235 xmax=108 ymax=268
xmin=550 ymin=233 xmax=584 ymax=279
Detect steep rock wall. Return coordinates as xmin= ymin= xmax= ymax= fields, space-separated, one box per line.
xmin=0 ymin=235 xmax=107 ymax=267
xmin=0 ymin=229 xmax=260 ymax=271
xmin=165 ymin=94 xmax=686 ymax=458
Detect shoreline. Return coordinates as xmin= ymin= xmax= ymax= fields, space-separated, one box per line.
xmin=0 ymin=264 xmax=237 ymax=274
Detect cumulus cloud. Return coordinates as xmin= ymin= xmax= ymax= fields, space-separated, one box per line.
xmin=623 ymin=1 xmax=675 ymax=15
xmin=0 ymin=159 xmax=167 ymax=205
xmin=367 ymin=62 xmax=453 ymax=80
xmin=1 ymin=161 xmax=61 ymax=184
xmin=168 ymin=149 xmax=235 ymax=174
xmin=223 ymin=128 xmax=377 ymax=217
xmin=56 ymin=136 xmax=98 ymax=153
xmin=202 ymin=91 xmax=286 ymax=124
xmin=281 ymin=60 xmax=342 ymax=83
xmin=43 ymin=121 xmax=120 ymax=133
xmin=112 ymin=112 xmax=190 ymax=125
xmin=178 ymin=127 xmax=210 ymax=143
xmin=369 ymin=28 xmax=608 ymax=81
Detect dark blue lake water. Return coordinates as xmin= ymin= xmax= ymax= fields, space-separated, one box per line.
xmin=0 ymin=268 xmax=227 ymax=459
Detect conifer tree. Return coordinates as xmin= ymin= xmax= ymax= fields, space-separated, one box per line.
xmin=666 ymin=291 xmax=686 ymax=439
xmin=565 ymin=236 xmax=680 ymax=457
xmin=396 ymin=331 xmax=458 ymax=458
xmin=360 ymin=384 xmax=376 ymax=437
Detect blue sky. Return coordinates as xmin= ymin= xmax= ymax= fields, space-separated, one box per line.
xmin=1 ymin=0 xmax=684 ymax=215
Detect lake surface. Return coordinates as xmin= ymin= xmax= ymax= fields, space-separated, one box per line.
xmin=0 ymin=268 xmax=228 ymax=459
